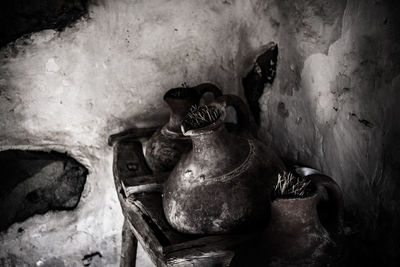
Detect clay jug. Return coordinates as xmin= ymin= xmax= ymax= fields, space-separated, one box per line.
xmin=230 ymin=172 xmax=344 ymax=267
xmin=265 ymin=172 xmax=344 ymax=266
xmin=145 ymin=84 xmax=221 ymax=172
xmin=163 ymin=94 xmax=286 ymax=235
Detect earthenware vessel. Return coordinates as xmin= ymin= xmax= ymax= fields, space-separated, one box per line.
xmin=163 ymin=94 xmax=286 ymax=234
xmin=266 ymin=172 xmax=344 ymax=266
xmin=230 ymin=172 xmax=344 ymax=267
xmin=145 ymin=84 xmax=221 ymax=172
xmin=295 ymin=168 xmax=344 ymax=238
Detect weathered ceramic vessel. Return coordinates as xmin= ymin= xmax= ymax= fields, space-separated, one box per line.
xmin=163 ymin=95 xmax=286 ymax=234
xmin=145 ymin=84 xmax=221 ymax=172
xmin=266 ymin=173 xmax=344 ymax=266
xmin=230 ymin=172 xmax=344 ymax=267
xmin=265 ymin=196 xmax=337 ymax=265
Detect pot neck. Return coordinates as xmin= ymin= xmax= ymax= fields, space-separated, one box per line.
xmin=270 ymin=195 xmax=322 ymax=230
xmin=189 ymin=125 xmax=247 ymax=165
xmin=191 ymin=125 xmax=228 ymax=151
xmin=165 ymin=98 xmax=197 ymax=133
xmin=167 ymin=111 xmax=186 ymax=133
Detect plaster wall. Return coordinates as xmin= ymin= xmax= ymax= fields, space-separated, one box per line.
xmin=257 ymin=0 xmax=400 ymax=263
xmin=1 ymin=0 xmax=399 ymax=265
xmin=0 ymin=0 xmax=277 ymax=266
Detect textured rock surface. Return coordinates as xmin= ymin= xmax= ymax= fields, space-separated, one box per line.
xmin=0 ymin=150 xmax=88 ymax=231
xmin=243 ymin=43 xmax=278 ymax=124
xmin=0 ymin=0 xmax=274 ymax=265
xmin=255 ymin=0 xmax=400 ymax=264
xmin=0 ymin=0 xmax=88 ymax=46
xmin=0 ymin=0 xmax=399 ymax=265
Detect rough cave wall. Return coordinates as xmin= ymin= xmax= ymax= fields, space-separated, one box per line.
xmin=0 ymin=0 xmax=277 ymax=266
xmin=255 ymin=0 xmax=400 ymax=264
xmin=1 ymin=0 xmax=399 ymax=265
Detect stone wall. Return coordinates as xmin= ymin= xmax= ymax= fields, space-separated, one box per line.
xmin=256 ymin=0 xmax=400 ymax=264
xmin=0 ymin=0 xmax=399 ymax=265
xmin=0 ymin=0 xmax=275 ymax=266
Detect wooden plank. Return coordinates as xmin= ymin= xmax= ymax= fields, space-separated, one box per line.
xmin=123 ymin=173 xmax=168 ymax=187
xmin=124 ymin=200 xmax=165 ymax=266
xmin=113 ymin=138 xmax=162 ymax=265
xmin=114 ymin=139 xmax=153 ymax=198
xmin=164 ymin=234 xmax=254 ymax=255
xmin=115 ymin=138 xmax=152 ymax=180
xmin=108 ymin=126 xmax=159 ymax=146
xmin=164 ymin=234 xmax=255 ymax=266
xmin=122 ymin=173 xmax=168 ymax=195
xmin=165 ymin=251 xmax=234 ymax=267
xmin=120 ymin=218 xmax=138 ymax=267
xmin=130 ymin=193 xmax=192 ymax=246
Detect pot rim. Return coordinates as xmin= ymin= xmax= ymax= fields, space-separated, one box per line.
xmin=164 ymin=87 xmax=199 ymax=101
xmin=161 ymin=125 xmax=190 ymax=139
xmin=181 ymin=102 xmax=227 ymax=136
xmin=272 ymin=191 xmax=318 ymax=203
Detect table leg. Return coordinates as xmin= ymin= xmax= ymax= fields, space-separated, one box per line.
xmin=120 ymin=218 xmax=138 ymax=267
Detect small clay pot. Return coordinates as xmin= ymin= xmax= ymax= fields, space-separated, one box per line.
xmin=163 ymin=94 xmax=286 ymax=234
xmin=145 ymin=84 xmax=221 ymax=172
xmin=230 ymin=173 xmax=344 ymax=267
xmin=265 ymin=194 xmax=337 ymax=266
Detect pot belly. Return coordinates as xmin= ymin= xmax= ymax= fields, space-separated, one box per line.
xmin=163 ymin=169 xmax=271 ymax=235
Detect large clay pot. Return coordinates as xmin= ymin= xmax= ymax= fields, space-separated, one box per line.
xmin=230 ymin=172 xmax=344 ymax=267
xmin=163 ymin=94 xmax=286 ymax=235
xmin=145 ymin=84 xmax=221 ymax=172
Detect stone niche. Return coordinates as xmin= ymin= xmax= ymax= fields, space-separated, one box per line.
xmin=0 ymin=150 xmax=88 ymax=231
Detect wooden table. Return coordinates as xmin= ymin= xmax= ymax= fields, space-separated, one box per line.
xmin=109 ymin=128 xmax=258 ymax=267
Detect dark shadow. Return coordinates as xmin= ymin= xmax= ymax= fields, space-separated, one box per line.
xmin=0 ymin=0 xmax=89 ymax=46
xmin=242 ymin=43 xmax=278 ymax=124
xmin=0 ymin=150 xmax=88 ymax=231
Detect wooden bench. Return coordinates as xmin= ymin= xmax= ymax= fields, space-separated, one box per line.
xmin=109 ymin=128 xmax=257 ymax=267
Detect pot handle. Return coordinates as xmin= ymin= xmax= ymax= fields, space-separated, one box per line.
xmin=309 ymin=173 xmax=344 ymax=237
xmin=216 ymin=94 xmax=251 ymax=136
xmin=193 ymin=83 xmax=222 ymax=103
